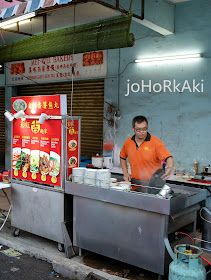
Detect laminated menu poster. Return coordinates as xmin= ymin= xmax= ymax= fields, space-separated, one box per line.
xmin=66 ymin=119 xmax=79 ymax=181
xmin=39 ymin=136 xmax=50 ymax=182
xmin=30 ymin=134 xmax=40 ymax=180
xmin=12 ymin=118 xmax=62 ymax=187
xmin=21 ymin=130 xmax=31 ymax=180
xmin=12 ymin=131 xmax=22 ymax=177
xmin=49 ymin=137 xmax=61 ymax=184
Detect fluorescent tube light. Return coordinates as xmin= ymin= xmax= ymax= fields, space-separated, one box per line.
xmin=135 ymin=54 xmax=202 ymax=63
xmin=0 ymin=12 xmax=35 ymax=28
xmin=2 ymin=19 xmax=31 ymax=29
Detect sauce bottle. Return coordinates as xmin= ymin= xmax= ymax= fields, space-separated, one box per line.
xmin=3 ymin=171 xmax=10 ymax=184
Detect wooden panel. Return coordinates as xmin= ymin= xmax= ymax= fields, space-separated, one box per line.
xmin=18 ymin=79 xmax=104 ymax=157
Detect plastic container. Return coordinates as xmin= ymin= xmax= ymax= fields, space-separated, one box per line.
xmin=103 ymin=142 xmax=114 ymax=151
xmin=3 ymin=171 xmax=10 ymax=184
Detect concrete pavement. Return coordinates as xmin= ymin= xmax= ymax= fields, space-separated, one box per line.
xmin=0 ymin=220 xmax=128 ymax=280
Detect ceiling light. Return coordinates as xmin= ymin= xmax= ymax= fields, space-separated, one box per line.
xmin=4 ymin=111 xmax=14 ymax=121
xmin=13 ymin=110 xmax=25 ymax=119
xmin=135 ymin=54 xmax=202 ymax=63
xmin=39 ymin=113 xmax=50 ymax=124
xmin=0 ymin=12 xmax=36 ymax=28
xmin=2 ymin=19 xmax=31 ymax=29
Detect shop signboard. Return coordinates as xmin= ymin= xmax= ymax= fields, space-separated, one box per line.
xmin=7 ymin=50 xmax=107 ymax=85
xmin=11 ymin=95 xmax=67 ymax=115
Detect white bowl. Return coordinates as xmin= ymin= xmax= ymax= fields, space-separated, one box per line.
xmin=72 ymin=167 xmax=86 ymax=175
xmin=110 ymin=178 xmax=117 ymax=183
xmin=85 ymin=169 xmax=97 ymax=179
xmin=96 ymin=169 xmax=111 ymax=180
xmin=72 ymin=175 xmax=84 ymax=184
xmin=84 ymin=177 xmax=96 ymax=186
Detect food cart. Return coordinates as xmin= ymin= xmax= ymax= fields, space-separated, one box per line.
xmin=65 ymin=180 xmax=207 ymax=276
xmin=10 ymin=95 xmax=81 ymax=250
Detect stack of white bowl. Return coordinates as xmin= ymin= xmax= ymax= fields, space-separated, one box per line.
xmin=96 ymin=169 xmax=111 ymax=188
xmin=84 ymin=169 xmax=97 ymax=186
xmin=72 ymin=167 xmax=86 ymax=184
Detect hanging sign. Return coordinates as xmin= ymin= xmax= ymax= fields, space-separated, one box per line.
xmin=11 ymin=94 xmax=67 ymax=115
xmin=7 ymin=50 xmax=107 ymax=85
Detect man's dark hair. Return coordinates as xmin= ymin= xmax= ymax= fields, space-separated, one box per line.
xmin=132 ymin=116 xmax=148 ymax=127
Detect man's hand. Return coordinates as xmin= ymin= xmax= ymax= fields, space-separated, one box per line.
xmin=161 ymin=165 xmax=172 ymax=180
xmin=123 ymin=172 xmax=132 ymax=182
xmin=161 ymin=157 xmax=174 ymax=180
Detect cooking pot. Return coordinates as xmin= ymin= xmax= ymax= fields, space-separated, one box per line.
xmin=203 ymin=165 xmax=211 ymax=173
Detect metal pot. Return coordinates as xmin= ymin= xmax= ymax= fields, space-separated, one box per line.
xmin=158 ymin=184 xmax=174 ymax=199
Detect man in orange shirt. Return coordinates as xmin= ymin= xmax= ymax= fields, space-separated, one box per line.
xmin=120 ymin=116 xmax=174 ymax=182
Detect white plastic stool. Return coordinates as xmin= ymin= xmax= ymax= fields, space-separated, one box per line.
xmin=0 ymin=182 xmax=12 ymax=231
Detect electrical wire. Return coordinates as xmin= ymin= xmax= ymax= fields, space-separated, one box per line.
xmin=200 ymin=207 xmax=211 ymax=224
xmin=175 ymin=232 xmax=195 ymax=245
xmin=199 ymin=256 xmax=211 ymax=266
xmin=194 ymin=237 xmax=211 ymax=245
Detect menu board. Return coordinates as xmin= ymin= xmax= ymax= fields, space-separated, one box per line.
xmin=12 ymin=118 xmax=62 ymax=187
xmin=66 ymin=119 xmax=80 ymax=181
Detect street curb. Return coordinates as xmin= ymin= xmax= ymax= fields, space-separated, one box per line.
xmin=0 ymin=232 xmax=124 ymax=280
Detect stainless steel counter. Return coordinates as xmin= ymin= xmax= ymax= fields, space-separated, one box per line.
xmin=65 ymin=181 xmax=207 ymax=275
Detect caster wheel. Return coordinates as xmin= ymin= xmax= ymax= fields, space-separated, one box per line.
xmin=58 ymin=243 xmax=65 ymax=252
xmin=13 ymin=228 xmax=20 ymax=237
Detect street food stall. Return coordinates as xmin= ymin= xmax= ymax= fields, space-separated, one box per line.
xmin=65 ymin=179 xmax=207 ymax=276
xmin=10 ymin=95 xmax=81 ymax=249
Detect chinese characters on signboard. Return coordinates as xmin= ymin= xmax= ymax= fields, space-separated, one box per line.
xmin=7 ymin=51 xmax=107 ymax=85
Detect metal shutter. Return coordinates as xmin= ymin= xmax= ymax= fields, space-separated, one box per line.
xmin=18 ymin=80 xmax=104 ymax=157
xmin=0 ymin=87 xmax=5 ymax=170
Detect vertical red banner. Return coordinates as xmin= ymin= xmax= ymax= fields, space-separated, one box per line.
xmin=66 ymin=120 xmax=79 ymax=180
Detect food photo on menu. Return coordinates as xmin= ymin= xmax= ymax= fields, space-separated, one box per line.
xmin=39 ymin=151 xmax=50 ymax=175
xmin=68 ymin=140 xmax=77 ymax=151
xmin=49 ymin=151 xmax=60 ymax=177
xmin=30 ymin=150 xmax=40 ymax=174
xmin=69 ymin=156 xmax=77 ymax=168
xmin=12 ymin=147 xmax=22 ymax=171
xmin=21 ymin=149 xmax=30 ymax=172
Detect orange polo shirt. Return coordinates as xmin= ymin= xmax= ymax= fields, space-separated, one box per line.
xmin=120 ymin=133 xmax=172 ymax=181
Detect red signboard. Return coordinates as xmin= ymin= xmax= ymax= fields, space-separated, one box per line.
xmin=11 ymin=95 xmax=67 ymax=116
xmin=66 ymin=120 xmax=80 ymax=180
xmin=12 ymin=118 xmax=62 ymax=187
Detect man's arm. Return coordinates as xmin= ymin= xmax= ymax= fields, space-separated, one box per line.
xmin=161 ymin=157 xmax=174 ymax=179
xmin=120 ymin=158 xmax=132 ymax=181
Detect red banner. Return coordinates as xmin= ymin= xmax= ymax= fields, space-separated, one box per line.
xmin=12 ymin=118 xmax=62 ymax=187
xmin=66 ymin=120 xmax=79 ymax=180
xmin=11 ymin=95 xmax=67 ymax=116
